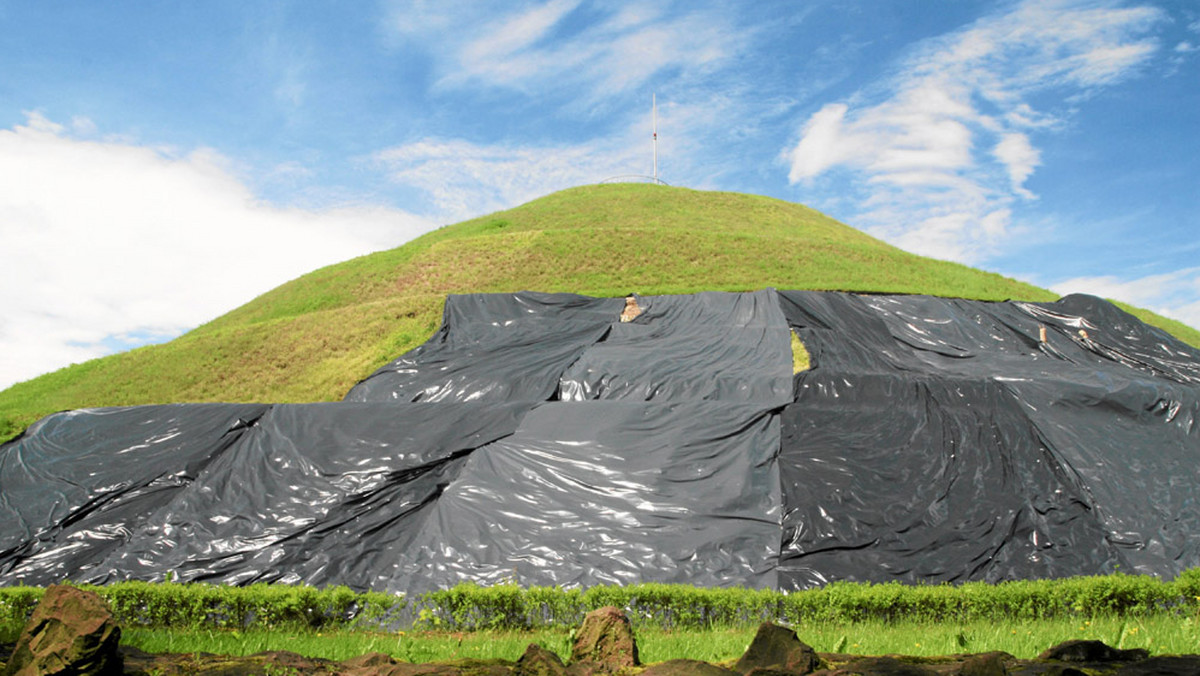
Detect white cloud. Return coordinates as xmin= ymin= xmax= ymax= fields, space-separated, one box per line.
xmin=993 ymin=133 xmax=1041 ymax=198
xmin=784 ymin=0 xmax=1164 ymax=264
xmin=393 ymin=2 xmax=746 ymax=101
xmin=460 ymin=0 xmax=582 ymax=71
xmin=786 ymin=103 xmax=853 ymax=182
xmin=375 ymin=138 xmax=627 ymax=222
xmin=373 ymin=95 xmax=733 ymax=221
xmin=1051 ymin=268 xmax=1200 ymax=330
xmin=374 ymin=127 xmax=651 ymax=221
xmin=0 ymin=113 xmax=435 ymax=390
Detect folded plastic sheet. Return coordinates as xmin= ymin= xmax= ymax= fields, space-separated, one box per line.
xmin=1008 ymin=374 xmax=1200 ymax=577
xmin=558 ymin=290 xmax=794 ymax=403
xmin=0 ymin=404 xmax=269 ymax=586
xmin=779 ymin=291 xmax=1200 ymax=384
xmin=777 ymin=291 xmax=1200 ymax=587
xmin=779 ymin=372 xmax=1121 ymax=587
xmin=345 ymin=292 xmax=624 ymax=403
xmin=390 ymin=401 xmax=783 ymax=593
xmin=74 ymin=402 xmax=529 ymax=589
xmin=1 ymin=289 xmax=1198 ymax=593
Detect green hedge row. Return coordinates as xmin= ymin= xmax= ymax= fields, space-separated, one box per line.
xmin=0 ymin=582 xmax=397 ymax=632
xmin=3 ymin=570 xmax=1200 ymax=633
xmin=419 ymin=570 xmax=1200 ymax=630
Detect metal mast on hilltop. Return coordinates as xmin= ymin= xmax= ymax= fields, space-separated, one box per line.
xmin=599 ymin=94 xmax=668 ymax=186
xmin=652 ymin=93 xmax=658 ymax=184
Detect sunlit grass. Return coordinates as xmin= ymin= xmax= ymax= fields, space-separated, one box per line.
xmin=790 ymin=330 xmax=810 ymax=374
xmin=777 ymin=615 xmax=1200 ymax=659
xmin=119 ymin=627 xmax=573 ymax=663
xmin=114 ymin=615 xmax=1200 ymax=664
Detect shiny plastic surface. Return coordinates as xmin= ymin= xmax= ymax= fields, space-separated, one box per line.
xmin=345 ymin=292 xmax=623 ymax=403
xmin=778 ymin=291 xmax=1200 ymax=586
xmin=2 ymin=290 xmax=1198 ymax=591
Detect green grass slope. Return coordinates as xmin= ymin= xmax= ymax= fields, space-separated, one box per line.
xmin=2 ymin=184 xmax=1197 ymax=441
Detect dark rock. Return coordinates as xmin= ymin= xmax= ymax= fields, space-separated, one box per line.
xmin=515 ymin=643 xmax=567 ymax=676
xmin=341 ymin=652 xmax=401 ymax=669
xmin=1037 ymin=640 xmax=1148 ymax=663
xmin=119 ymin=646 xmax=342 ymax=675
xmin=2 ymin=584 xmax=122 ymax=676
xmin=564 ymin=662 xmax=606 ymax=676
xmin=734 ymin=623 xmax=822 ymax=675
xmin=1005 ymin=665 xmax=1087 ymax=676
xmin=832 ymin=656 xmax=938 ymax=675
xmin=641 ymin=659 xmax=740 ymax=675
xmin=434 ymin=659 xmax=515 ymax=676
xmin=365 ymin=659 xmax=513 ymax=676
xmin=570 ymin=606 xmax=639 ymax=668
xmin=190 ymin=650 xmax=335 ymax=675
xmin=957 ymin=651 xmax=1012 ymax=676
xmin=1115 ymin=656 xmax=1200 ymax=675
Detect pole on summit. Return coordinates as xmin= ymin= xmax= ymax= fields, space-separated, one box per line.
xmin=652 ymin=93 xmax=658 ymax=184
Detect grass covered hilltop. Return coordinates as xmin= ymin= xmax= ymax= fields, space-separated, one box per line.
xmin=2 ymin=183 xmax=1198 ymax=441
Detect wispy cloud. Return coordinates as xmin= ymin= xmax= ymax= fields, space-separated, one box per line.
xmin=784 ymin=0 xmax=1165 ymax=263
xmin=374 ymin=137 xmax=635 ymax=222
xmin=0 ymin=113 xmax=433 ymax=389
xmin=387 ymin=1 xmax=747 ymax=102
xmin=372 ymin=93 xmax=746 ymax=221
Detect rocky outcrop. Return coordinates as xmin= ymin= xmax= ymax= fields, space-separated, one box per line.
xmin=569 ymin=606 xmax=640 ymax=670
xmin=2 ymin=584 xmax=122 ymax=676
xmin=641 ymin=660 xmax=737 ymax=675
xmin=1114 ymin=656 xmax=1200 ymax=675
xmin=957 ymin=651 xmax=1012 ymax=676
xmin=816 ymin=656 xmax=939 ymax=675
xmin=514 ymin=643 xmax=567 ymax=676
xmin=1038 ymin=639 xmax=1149 ymax=663
xmin=734 ymin=623 xmax=822 ymax=674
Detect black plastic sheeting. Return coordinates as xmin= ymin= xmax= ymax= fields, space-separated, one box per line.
xmin=345 ymin=293 xmax=624 ymax=404
xmin=2 ymin=290 xmax=1199 ymax=592
xmin=778 ymin=291 xmax=1200 ymax=586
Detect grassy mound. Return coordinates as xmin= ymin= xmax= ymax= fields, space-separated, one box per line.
xmin=1 ymin=184 xmax=1196 ymax=441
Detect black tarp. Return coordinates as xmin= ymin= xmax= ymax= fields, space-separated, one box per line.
xmin=389 ymin=401 xmax=783 ymax=593
xmin=0 ymin=404 xmax=269 ymax=586
xmin=345 ymin=292 xmax=624 ymax=404
xmin=778 ymin=291 xmax=1200 ymax=585
xmin=1 ymin=290 xmax=1198 ymax=592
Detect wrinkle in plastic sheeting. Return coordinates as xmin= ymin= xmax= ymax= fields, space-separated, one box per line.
xmin=80 ymin=402 xmax=529 ymax=589
xmin=779 ymin=291 xmax=1200 ymax=587
xmin=0 ymin=404 xmax=269 ymax=585
xmin=345 ymin=292 xmax=624 ymax=403
xmin=557 ymin=290 xmax=794 ymax=404
xmin=779 ymin=373 xmax=1121 ymax=588
xmin=391 ymin=401 xmax=783 ymax=594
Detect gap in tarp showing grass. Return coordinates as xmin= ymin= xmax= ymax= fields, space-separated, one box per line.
xmin=790 ymin=330 xmax=809 ymax=374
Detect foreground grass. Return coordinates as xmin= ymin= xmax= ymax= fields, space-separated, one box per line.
xmin=116 ymin=616 xmax=1200 ymax=663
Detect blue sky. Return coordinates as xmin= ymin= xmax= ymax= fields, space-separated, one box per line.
xmin=1 ymin=0 xmax=1198 ymax=390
